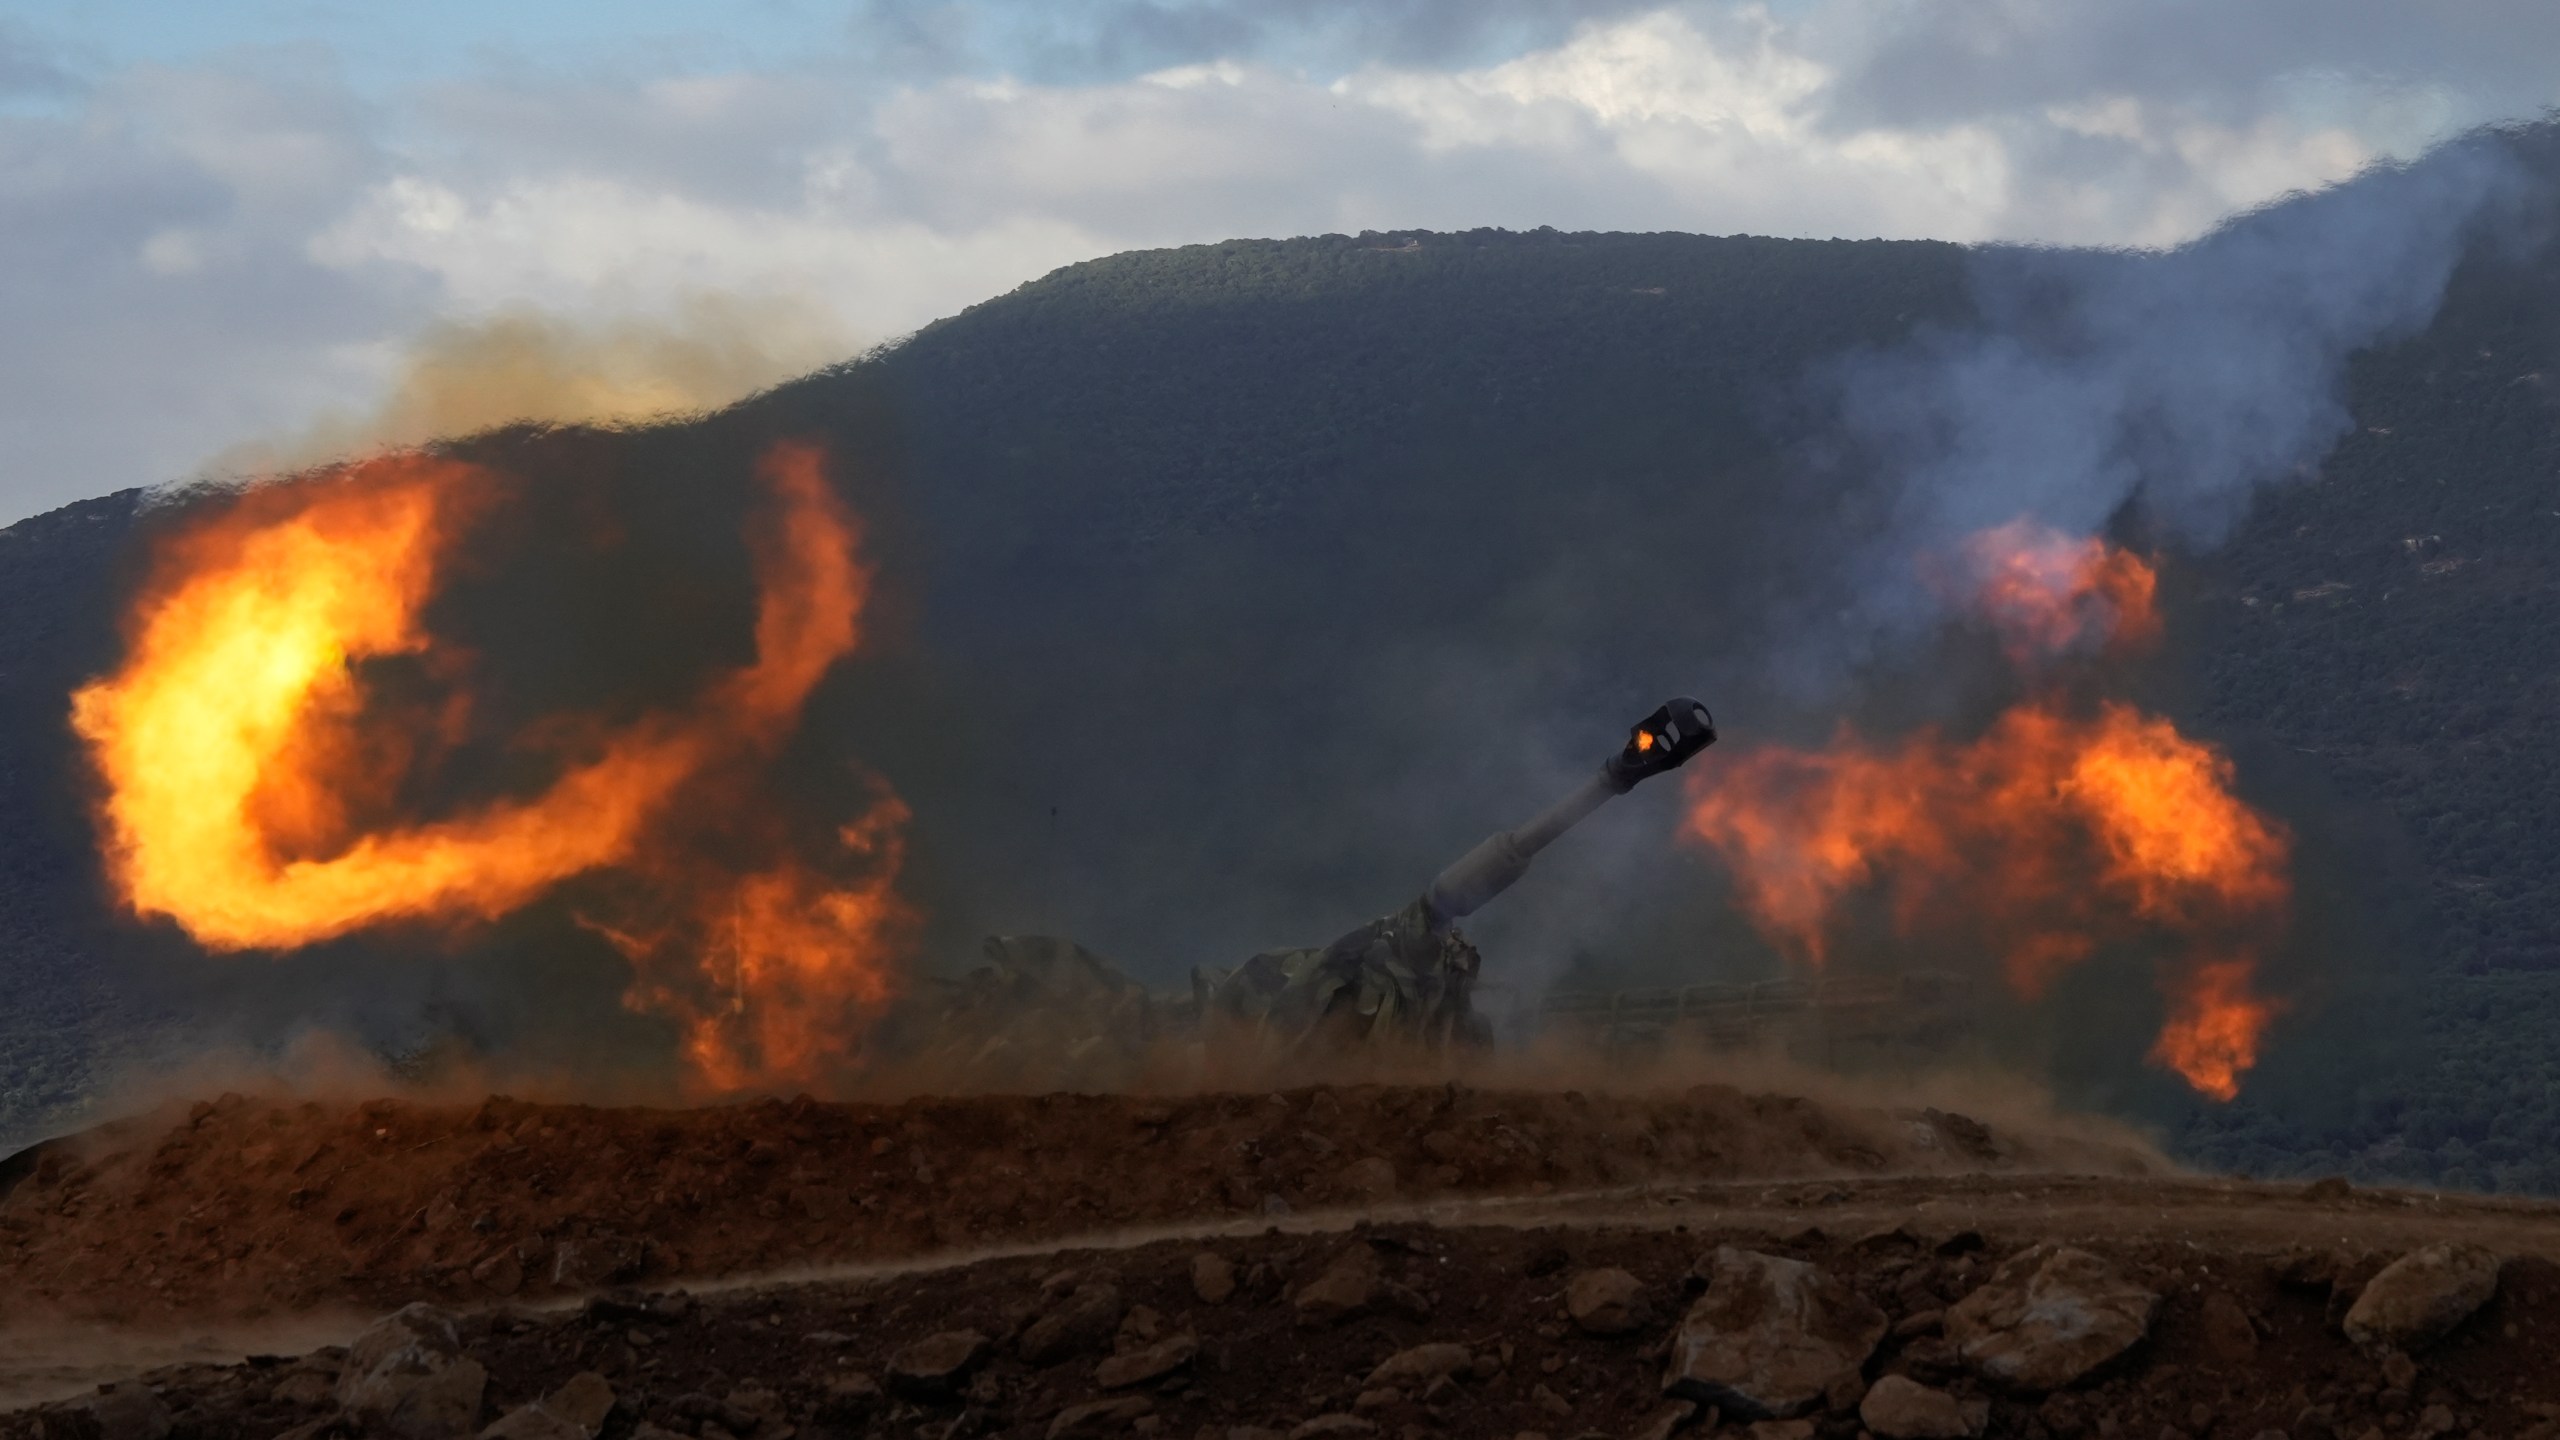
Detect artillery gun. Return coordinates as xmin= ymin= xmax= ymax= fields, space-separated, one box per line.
xmin=1200 ymin=696 xmax=1717 ymax=1049
xmin=889 ymin=698 xmax=1716 ymax=1080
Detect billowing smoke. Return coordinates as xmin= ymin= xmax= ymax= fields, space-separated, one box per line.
xmin=211 ymin=295 xmax=858 ymax=478
xmin=1819 ymin=130 xmax=2540 ymax=663
xmin=1663 ymin=125 xmax=2552 ymax=1107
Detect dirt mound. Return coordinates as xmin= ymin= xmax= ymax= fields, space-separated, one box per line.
xmin=9 ymin=1195 xmax=2560 ymax=1440
xmin=0 ymin=1083 xmax=2152 ymax=1324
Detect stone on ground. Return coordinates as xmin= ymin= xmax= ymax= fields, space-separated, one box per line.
xmin=2342 ymin=1245 xmax=2501 ymax=1354
xmin=1367 ymin=1342 xmax=1474 ymax=1388
xmin=1094 ymin=1332 xmax=1197 ymax=1389
xmin=1945 ymin=1244 xmax=2158 ymax=1391
xmin=1295 ymin=1245 xmax=1382 ymax=1324
xmin=481 ymin=1372 xmax=615 ymax=1440
xmin=1860 ymin=1375 xmax=1977 ymax=1439
xmin=1047 ymin=1395 xmax=1154 ymax=1438
xmin=336 ymin=1303 xmax=490 ymax=1440
xmin=1021 ymin=1283 xmax=1128 ymax=1364
xmin=1662 ymin=1246 xmax=1886 ymax=1420
xmin=887 ymin=1330 xmax=993 ymax=1398
xmin=1192 ymin=1252 xmax=1237 ymax=1304
xmin=86 ymin=1383 xmax=174 ymax=1440
xmin=1566 ymin=1267 xmax=1652 ymax=1335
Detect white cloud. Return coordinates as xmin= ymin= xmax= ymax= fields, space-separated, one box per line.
xmin=1 ymin=1 xmax=2552 ymax=526
xmin=314 ymin=173 xmax=1110 ymax=340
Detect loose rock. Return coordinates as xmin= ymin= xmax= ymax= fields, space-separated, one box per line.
xmin=1662 ymin=1246 xmax=1886 ymax=1420
xmin=1295 ymin=1246 xmax=1382 ymax=1324
xmin=273 ymin=1368 xmax=340 ymax=1410
xmin=1339 ymin=1157 xmax=1398 ymax=1201
xmin=1096 ymin=1332 xmax=1197 ymax=1389
xmin=1117 ymin=1303 xmax=1164 ymax=1349
xmin=1049 ymin=1395 xmax=1154 ymax=1438
xmin=818 ymin=1374 xmax=883 ymax=1420
xmin=482 ymin=1372 xmax=615 ymax=1440
xmin=1290 ymin=1416 xmax=1377 ymax=1439
xmin=1023 ymin=1284 xmax=1128 ymax=1364
xmin=1860 ymin=1376 xmax=1976 ymax=1440
xmin=336 ymin=1303 xmax=490 ymax=1440
xmin=86 ymin=1383 xmax=174 ymax=1440
xmin=1192 ymin=1252 xmax=1237 ymax=1305
xmin=2342 ymin=1245 xmax=2501 ymax=1354
xmin=1566 ymin=1267 xmax=1651 ymax=1336
xmin=1366 ymin=1343 xmax=1474 ymax=1389
xmin=1631 ymin=1399 xmax=1701 ymax=1440
xmin=1945 ymin=1244 xmax=2157 ymax=1391
xmin=887 ymin=1330 xmax=993 ymax=1398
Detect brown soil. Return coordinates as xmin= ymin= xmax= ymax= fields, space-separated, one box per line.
xmin=10 ymin=1183 xmax=2560 ymax=1440
xmin=0 ymin=1084 xmax=2151 ymax=1325
xmin=17 ymin=1085 xmax=2560 ymax=1436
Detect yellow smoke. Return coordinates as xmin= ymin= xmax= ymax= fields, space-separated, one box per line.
xmin=221 ymin=293 xmax=854 ymax=473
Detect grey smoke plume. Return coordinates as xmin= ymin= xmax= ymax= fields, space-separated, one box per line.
xmin=1825 ymin=128 xmax=2544 ymax=649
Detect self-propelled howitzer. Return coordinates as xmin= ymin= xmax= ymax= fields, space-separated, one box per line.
xmin=1210 ymin=696 xmax=1717 ymax=1047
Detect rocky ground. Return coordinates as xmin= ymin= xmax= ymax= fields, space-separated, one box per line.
xmin=7 ymin=1085 xmax=2560 ymax=1440
xmin=6 ymin=1187 xmax=2559 ymax=1440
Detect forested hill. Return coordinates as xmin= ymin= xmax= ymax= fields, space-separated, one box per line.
xmin=3 ymin=147 xmax=2557 ymax=1187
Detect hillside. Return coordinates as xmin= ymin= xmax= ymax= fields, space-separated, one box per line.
xmin=1 ymin=142 xmax=2556 ymax=1186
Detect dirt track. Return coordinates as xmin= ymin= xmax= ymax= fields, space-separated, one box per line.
xmin=0 ymin=1083 xmax=2154 ymax=1324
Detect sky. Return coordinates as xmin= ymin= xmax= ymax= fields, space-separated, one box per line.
xmin=2 ymin=1 xmax=2556 ymax=526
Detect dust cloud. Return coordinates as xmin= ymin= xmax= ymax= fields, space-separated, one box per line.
xmin=211 ymin=293 xmax=857 ymax=474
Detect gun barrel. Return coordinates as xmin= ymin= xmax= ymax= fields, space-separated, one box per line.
xmin=1417 ymin=696 xmax=1714 ymax=928
xmin=1422 ymin=770 xmax=1618 ymax=923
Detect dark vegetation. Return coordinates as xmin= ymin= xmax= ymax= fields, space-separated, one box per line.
xmin=1 ymin=144 xmax=2556 ymax=1188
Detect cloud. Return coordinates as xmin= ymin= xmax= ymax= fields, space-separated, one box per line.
xmin=0 ymin=21 xmax=78 ymax=101
xmin=1 ymin=3 xmax=2556 ymax=526
xmin=0 ymin=47 xmax=425 ymax=525
xmin=894 ymin=0 xmax=1666 ymax=83
xmin=1820 ymin=0 xmax=2560 ymax=136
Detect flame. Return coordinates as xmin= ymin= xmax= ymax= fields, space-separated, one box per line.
xmin=1682 ymin=523 xmax=2287 ymax=1099
xmin=1956 ymin=518 xmax=2161 ymax=662
xmin=2149 ymin=957 xmax=2277 ymax=1102
xmin=606 ymin=797 xmax=915 ymax=1093
xmin=71 ymin=440 xmax=908 ymax=1089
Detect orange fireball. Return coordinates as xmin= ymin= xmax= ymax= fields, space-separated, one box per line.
xmin=71 ymin=440 xmax=909 ymax=1091
xmin=1683 ymin=523 xmax=2288 ymax=1100
xmin=1956 ymin=518 xmax=2161 ymax=662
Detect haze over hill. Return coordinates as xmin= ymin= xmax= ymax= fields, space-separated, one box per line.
xmin=3 ymin=124 xmax=2557 ymax=1191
